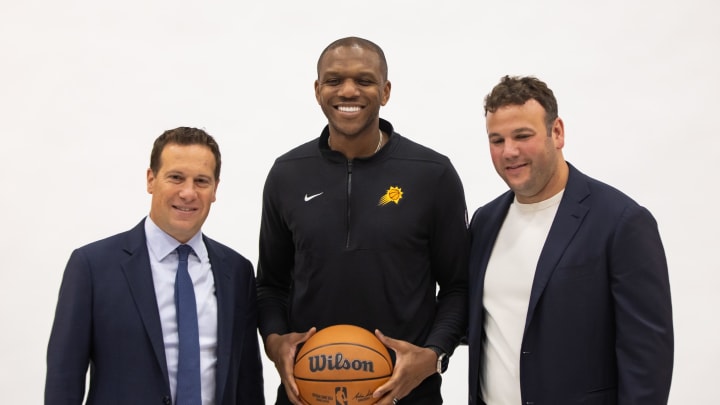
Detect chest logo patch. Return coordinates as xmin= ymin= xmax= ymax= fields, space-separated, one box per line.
xmin=378 ymin=186 xmax=403 ymax=206
xmin=304 ymin=192 xmax=324 ymax=202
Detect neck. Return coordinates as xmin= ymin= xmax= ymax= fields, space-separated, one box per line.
xmin=328 ymin=129 xmax=385 ymax=160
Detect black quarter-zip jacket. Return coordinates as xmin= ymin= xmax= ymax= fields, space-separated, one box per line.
xmin=257 ymin=119 xmax=469 ymax=365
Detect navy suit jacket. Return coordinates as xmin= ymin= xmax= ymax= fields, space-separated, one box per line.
xmin=45 ymin=219 xmax=264 ymax=405
xmin=468 ymin=164 xmax=673 ymax=405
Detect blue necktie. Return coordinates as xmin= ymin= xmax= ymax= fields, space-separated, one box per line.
xmin=175 ymin=244 xmax=201 ymax=405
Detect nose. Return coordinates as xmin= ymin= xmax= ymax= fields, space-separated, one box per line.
xmin=178 ymin=180 xmax=197 ymax=200
xmin=338 ymin=79 xmax=359 ymax=98
xmin=502 ymin=139 xmax=519 ymax=159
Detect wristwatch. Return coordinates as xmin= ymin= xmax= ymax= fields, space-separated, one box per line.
xmin=426 ymin=345 xmax=449 ymax=374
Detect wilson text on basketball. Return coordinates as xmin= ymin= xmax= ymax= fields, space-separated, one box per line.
xmin=307 ymin=353 xmax=376 ymax=373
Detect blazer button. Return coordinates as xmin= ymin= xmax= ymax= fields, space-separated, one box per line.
xmin=162 ymin=395 xmax=171 ymax=405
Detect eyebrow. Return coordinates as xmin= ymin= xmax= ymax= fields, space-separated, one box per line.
xmin=487 ymin=127 xmax=536 ymax=138
xmin=321 ymin=69 xmax=379 ymax=78
xmin=511 ymin=127 xmax=536 ymax=134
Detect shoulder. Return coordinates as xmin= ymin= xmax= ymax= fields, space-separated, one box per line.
xmin=74 ymin=220 xmax=145 ymax=257
xmin=391 ymin=133 xmax=453 ymax=166
xmin=567 ymin=163 xmax=644 ymax=210
xmin=565 ymin=164 xmax=659 ymax=231
xmin=273 ymin=138 xmax=320 ymax=165
xmin=203 ymin=235 xmax=253 ymax=270
xmin=264 ymin=138 xmax=325 ymax=184
xmin=470 ymin=191 xmax=513 ymax=229
xmin=386 ymin=134 xmax=463 ymax=188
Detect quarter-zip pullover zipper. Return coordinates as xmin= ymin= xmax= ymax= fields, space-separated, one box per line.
xmin=345 ymin=160 xmax=353 ymax=248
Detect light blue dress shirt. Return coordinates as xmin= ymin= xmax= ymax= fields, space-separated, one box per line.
xmin=145 ymin=217 xmax=218 ymax=405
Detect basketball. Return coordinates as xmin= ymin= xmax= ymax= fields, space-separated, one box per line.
xmin=294 ymin=324 xmax=394 ymax=405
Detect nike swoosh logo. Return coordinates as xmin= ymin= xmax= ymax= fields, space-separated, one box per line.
xmin=304 ymin=192 xmax=324 ymax=202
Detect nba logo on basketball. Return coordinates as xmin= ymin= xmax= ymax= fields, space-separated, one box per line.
xmin=335 ymin=387 xmax=348 ymax=405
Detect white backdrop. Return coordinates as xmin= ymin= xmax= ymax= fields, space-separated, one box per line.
xmin=1 ymin=0 xmax=718 ymax=403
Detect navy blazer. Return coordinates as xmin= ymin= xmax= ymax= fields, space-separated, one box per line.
xmin=468 ymin=164 xmax=673 ymax=405
xmin=45 ymin=219 xmax=264 ymax=405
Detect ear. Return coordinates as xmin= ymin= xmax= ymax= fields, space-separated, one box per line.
xmin=314 ymin=80 xmax=322 ymax=105
xmin=380 ymin=80 xmax=391 ymax=106
xmin=146 ymin=168 xmax=155 ymax=194
xmin=211 ymin=178 xmax=219 ymax=203
xmin=552 ymin=117 xmax=565 ymax=149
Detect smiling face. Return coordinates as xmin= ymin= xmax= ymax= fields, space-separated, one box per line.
xmin=147 ymin=143 xmax=218 ymax=243
xmin=314 ymin=44 xmax=391 ymax=139
xmin=486 ymin=99 xmax=568 ymax=204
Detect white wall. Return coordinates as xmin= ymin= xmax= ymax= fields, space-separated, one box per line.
xmin=1 ymin=0 xmax=717 ymax=402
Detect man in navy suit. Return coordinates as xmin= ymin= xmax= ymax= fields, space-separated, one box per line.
xmin=45 ymin=127 xmax=264 ymax=404
xmin=468 ymin=76 xmax=673 ymax=404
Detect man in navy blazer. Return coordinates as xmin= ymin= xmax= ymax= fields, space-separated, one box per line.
xmin=45 ymin=127 xmax=264 ymax=404
xmin=468 ymin=76 xmax=673 ymax=404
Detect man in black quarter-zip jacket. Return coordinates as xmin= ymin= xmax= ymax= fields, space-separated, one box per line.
xmin=256 ymin=36 xmax=469 ymax=405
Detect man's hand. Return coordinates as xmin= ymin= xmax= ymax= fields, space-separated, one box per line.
xmin=264 ymin=327 xmax=317 ymax=405
xmin=371 ymin=329 xmax=438 ymax=404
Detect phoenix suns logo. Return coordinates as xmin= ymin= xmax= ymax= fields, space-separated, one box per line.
xmin=378 ymin=186 xmax=403 ymax=206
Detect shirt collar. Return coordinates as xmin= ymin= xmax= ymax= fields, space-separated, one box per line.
xmin=144 ymin=216 xmax=207 ymax=262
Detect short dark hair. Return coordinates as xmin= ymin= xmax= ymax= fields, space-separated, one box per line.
xmin=317 ymin=36 xmax=388 ymax=81
xmin=149 ymin=127 xmax=221 ymax=180
xmin=484 ymin=75 xmax=559 ymax=132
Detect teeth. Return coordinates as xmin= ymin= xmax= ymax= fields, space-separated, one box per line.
xmin=338 ymin=106 xmax=361 ymax=112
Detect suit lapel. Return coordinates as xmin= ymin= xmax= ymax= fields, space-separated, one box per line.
xmin=524 ymin=165 xmax=590 ymax=331
xmin=470 ymin=192 xmax=514 ymax=313
xmin=469 ymin=192 xmax=515 ymax=332
xmin=205 ymin=237 xmax=234 ymax=403
xmin=120 ymin=220 xmax=170 ymax=385
xmin=468 ymin=191 xmax=513 ymax=394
